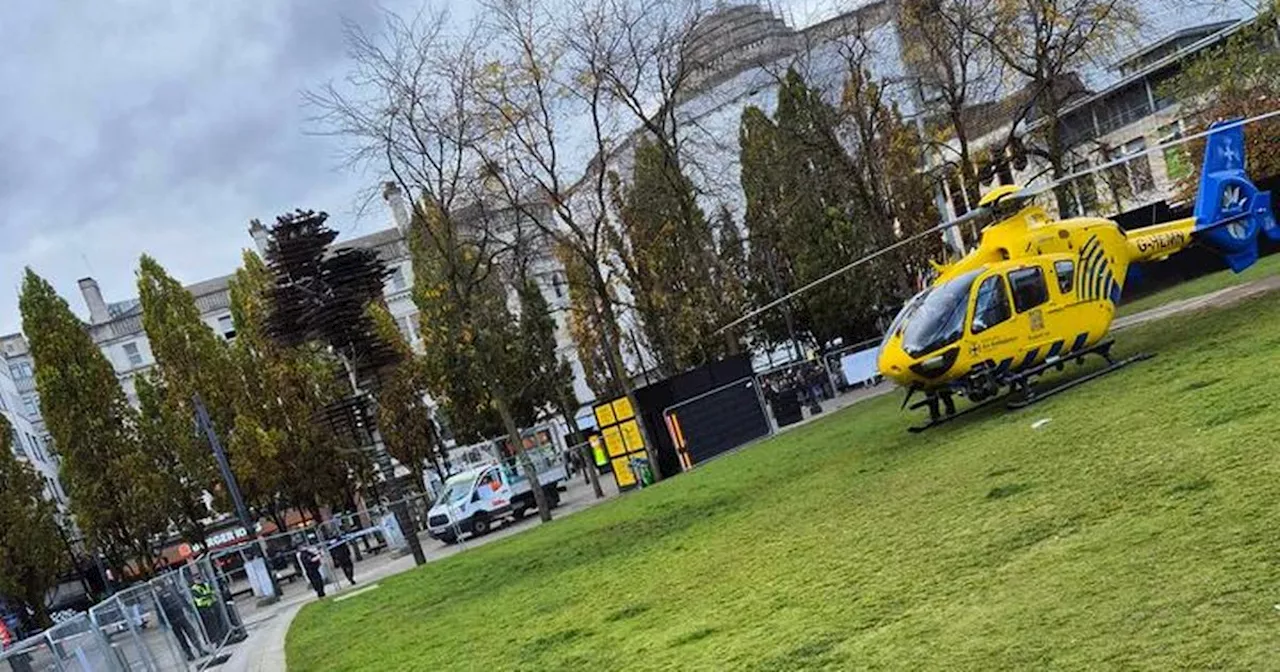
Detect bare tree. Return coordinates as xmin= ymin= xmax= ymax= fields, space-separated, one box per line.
xmin=306 ymin=7 xmax=486 ymax=215
xmin=473 ymin=0 xmax=670 ymax=478
xmin=307 ymin=7 xmax=567 ymax=520
xmin=971 ymin=0 xmax=1142 ymax=214
xmin=900 ymin=0 xmax=1005 ymax=208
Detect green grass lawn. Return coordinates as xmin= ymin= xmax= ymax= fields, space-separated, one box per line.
xmin=1115 ymin=251 xmax=1280 ymax=317
xmin=288 ymin=291 xmax=1280 ymax=671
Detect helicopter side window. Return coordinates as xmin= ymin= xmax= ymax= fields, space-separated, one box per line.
xmin=1054 ymin=260 xmax=1074 ymax=294
xmin=971 ymin=275 xmax=1012 ymax=334
xmin=1008 ymin=267 xmax=1049 ymax=313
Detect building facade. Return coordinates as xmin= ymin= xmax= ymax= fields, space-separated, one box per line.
xmin=0 ymin=334 xmax=66 ymax=510
xmin=931 ymin=19 xmax=1254 ymax=231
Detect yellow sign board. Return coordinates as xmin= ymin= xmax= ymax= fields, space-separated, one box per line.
xmin=611 ymin=457 xmax=637 ymax=487
xmin=602 ymin=426 xmax=626 ymax=457
xmin=611 ymin=397 xmax=635 ymax=421
xmin=595 ymin=394 xmax=648 ymax=490
xmin=619 ymin=419 xmax=644 ymax=451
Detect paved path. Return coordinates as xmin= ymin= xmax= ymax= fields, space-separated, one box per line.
xmin=215 ymin=475 xmax=619 ymax=672
xmin=1112 ymin=275 xmax=1280 ymax=331
xmin=230 ymin=275 xmax=1279 ymax=672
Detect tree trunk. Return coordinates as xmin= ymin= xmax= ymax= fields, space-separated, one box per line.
xmin=423 ymin=419 xmax=446 ymax=494
xmin=269 ymin=507 xmax=288 ymax=535
xmin=495 ymin=396 xmax=552 ymax=522
xmin=557 ymin=393 xmax=604 ymax=499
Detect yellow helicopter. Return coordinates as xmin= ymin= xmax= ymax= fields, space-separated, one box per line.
xmin=724 ymin=118 xmax=1278 ymax=431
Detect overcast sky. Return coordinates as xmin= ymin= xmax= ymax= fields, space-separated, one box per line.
xmin=0 ymin=0 xmax=839 ymax=336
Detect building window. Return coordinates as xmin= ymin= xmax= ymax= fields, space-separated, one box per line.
xmin=388 ymin=266 xmax=407 ymax=292
xmin=1097 ymin=85 xmax=1151 ymax=136
xmin=123 ymin=342 xmax=144 ymax=367
xmin=10 ymin=430 xmax=26 ymax=459
xmin=22 ymin=395 xmax=37 ymax=418
xmin=28 ymin=433 xmax=43 ymax=462
xmin=1058 ymin=161 xmax=1098 ymax=218
xmin=397 ymin=314 xmax=417 ymax=343
xmin=1107 ymin=138 xmax=1155 ymax=201
xmin=217 ymin=315 xmax=236 ymax=340
xmin=1059 ymin=109 xmax=1097 ymax=147
xmin=1148 ymin=66 xmax=1181 ymax=111
xmin=1158 ymin=120 xmax=1190 ymax=183
xmin=947 ymin=170 xmax=970 ymax=217
xmin=8 ymin=362 xmax=32 ymax=380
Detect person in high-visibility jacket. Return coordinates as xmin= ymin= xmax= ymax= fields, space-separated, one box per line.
xmin=190 ymin=575 xmax=224 ymax=646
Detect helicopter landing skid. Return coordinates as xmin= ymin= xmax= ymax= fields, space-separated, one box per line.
xmin=907 ymin=342 xmax=1154 ymax=431
xmin=1006 ymin=349 xmax=1155 ymax=410
xmin=907 ymin=394 xmax=1004 ymax=433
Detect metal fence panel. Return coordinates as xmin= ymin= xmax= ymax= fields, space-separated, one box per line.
xmin=1 ymin=630 xmax=65 ymax=672
xmin=663 ymin=377 xmax=773 ymax=468
xmin=44 ymin=614 xmax=118 ymax=671
xmin=90 ymin=593 xmax=164 ymax=672
xmin=148 ymin=573 xmax=207 ymax=664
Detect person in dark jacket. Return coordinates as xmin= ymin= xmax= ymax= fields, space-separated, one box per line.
xmin=296 ymin=540 xmax=326 ymax=598
xmin=329 ymin=537 xmax=356 ymax=586
xmin=158 ymin=584 xmax=206 ymax=661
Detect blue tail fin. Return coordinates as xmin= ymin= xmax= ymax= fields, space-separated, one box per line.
xmin=1192 ymin=119 xmax=1277 ymax=272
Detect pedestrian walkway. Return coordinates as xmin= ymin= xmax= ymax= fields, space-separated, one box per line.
xmin=217 ymin=475 xmax=619 ymax=672
xmin=1113 ymin=274 xmax=1280 ymax=331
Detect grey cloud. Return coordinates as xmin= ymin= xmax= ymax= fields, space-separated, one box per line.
xmin=0 ymin=0 xmax=422 ymax=334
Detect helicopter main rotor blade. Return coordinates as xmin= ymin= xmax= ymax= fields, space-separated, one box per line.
xmin=716 ymin=211 xmax=981 ymax=335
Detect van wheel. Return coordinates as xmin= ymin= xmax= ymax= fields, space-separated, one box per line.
xmin=439 ymin=532 xmax=457 ymax=545
xmin=544 ymin=486 xmax=561 ymax=508
xmin=471 ymin=514 xmax=491 ymax=536
xmin=511 ymin=504 xmax=527 ymax=520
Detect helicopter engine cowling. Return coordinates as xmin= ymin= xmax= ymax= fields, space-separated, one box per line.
xmin=1192 ymin=119 xmax=1278 ymax=272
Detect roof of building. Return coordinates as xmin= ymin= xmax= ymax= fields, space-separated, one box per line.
xmin=925 ymin=74 xmax=1090 ymax=145
xmin=1113 ymin=19 xmax=1239 ymax=73
xmin=340 ymin=226 xmax=402 ymax=251
xmin=933 ymin=18 xmax=1248 ymax=150
xmin=1030 ymin=18 xmax=1248 ymax=135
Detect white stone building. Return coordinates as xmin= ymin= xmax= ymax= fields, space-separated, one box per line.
xmin=0 ymin=334 xmax=67 ymax=510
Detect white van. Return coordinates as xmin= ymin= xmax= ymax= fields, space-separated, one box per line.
xmin=426 ymin=453 xmax=566 ymax=544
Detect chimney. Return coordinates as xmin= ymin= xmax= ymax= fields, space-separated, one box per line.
xmin=248 ymin=218 xmax=270 ymax=257
xmin=78 ymin=278 xmax=110 ymax=325
xmin=382 ymin=181 xmax=411 ymax=235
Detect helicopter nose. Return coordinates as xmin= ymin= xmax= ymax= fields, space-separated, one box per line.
xmin=877 ymin=342 xmax=917 ymax=386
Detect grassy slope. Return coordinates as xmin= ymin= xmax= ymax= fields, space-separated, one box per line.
xmin=288 ymin=294 xmax=1280 ymax=671
xmin=1116 ymin=252 xmax=1280 ymax=317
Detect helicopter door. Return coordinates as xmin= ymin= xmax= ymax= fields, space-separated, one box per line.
xmin=1006 ymin=265 xmax=1054 ymax=370
xmin=967 ymin=273 xmax=1016 ymax=370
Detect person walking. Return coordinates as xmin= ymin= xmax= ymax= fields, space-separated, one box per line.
xmin=329 ymin=537 xmax=356 ymax=586
xmin=158 ymin=583 xmax=207 ymax=661
xmin=296 ymin=539 xmax=326 ymax=598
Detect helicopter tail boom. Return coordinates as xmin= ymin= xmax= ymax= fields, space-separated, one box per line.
xmin=1126 ymin=216 xmax=1197 ymax=264
xmin=1190 ymin=119 xmax=1278 ymax=272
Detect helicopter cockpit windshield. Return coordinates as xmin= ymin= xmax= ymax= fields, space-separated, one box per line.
xmin=893 ymin=269 xmax=983 ymax=357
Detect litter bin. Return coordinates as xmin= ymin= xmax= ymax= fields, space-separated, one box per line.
xmin=629 ymin=456 xmax=654 ymax=487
